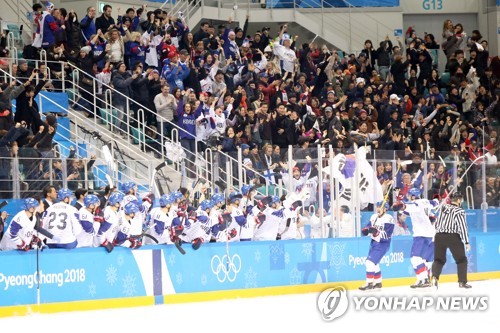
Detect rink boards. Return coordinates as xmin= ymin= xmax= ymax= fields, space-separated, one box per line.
xmin=1 ymin=232 xmax=500 ymax=317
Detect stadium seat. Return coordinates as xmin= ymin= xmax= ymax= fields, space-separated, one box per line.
xmin=440 ymin=72 xmax=450 ymax=86
xmin=7 ymin=24 xmax=23 ymax=46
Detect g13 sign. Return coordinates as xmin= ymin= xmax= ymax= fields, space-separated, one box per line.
xmin=422 ymin=0 xmax=443 ymax=10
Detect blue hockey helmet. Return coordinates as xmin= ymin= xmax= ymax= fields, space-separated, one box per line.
xmin=241 ymin=184 xmax=253 ymax=195
xmin=229 ymin=191 xmax=243 ymax=203
xmin=121 ymin=181 xmax=136 ymax=194
xmin=159 ymin=194 xmax=173 ymax=207
xmin=271 ymin=195 xmax=280 ymax=204
xmin=172 ymin=191 xmax=184 ymax=201
xmin=124 ymin=202 xmax=140 ymax=215
xmin=407 ymin=188 xmax=421 ymax=198
xmin=23 ymin=198 xmax=39 ymax=211
xmin=57 ymin=188 xmax=73 ymax=201
xmin=83 ymin=194 xmax=100 ymax=208
xmin=211 ymin=193 xmax=225 ymax=205
xmin=376 ymin=201 xmax=390 ymax=210
xmin=200 ymin=199 xmax=213 ymax=211
xmin=108 ymin=192 xmax=124 ymax=206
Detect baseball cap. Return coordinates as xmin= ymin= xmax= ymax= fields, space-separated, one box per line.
xmin=390 ymin=93 xmax=400 ymax=100
xmin=241 ymin=143 xmax=250 ymax=150
xmin=324 ymin=106 xmax=333 ymax=113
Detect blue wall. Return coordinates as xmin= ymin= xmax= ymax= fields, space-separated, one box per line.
xmin=0 ymin=232 xmax=499 ymax=308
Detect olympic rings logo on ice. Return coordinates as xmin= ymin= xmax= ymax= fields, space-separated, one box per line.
xmin=210 ymin=254 xmax=242 ymax=283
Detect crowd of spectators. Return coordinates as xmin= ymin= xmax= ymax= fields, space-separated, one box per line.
xmin=0 ymin=2 xmax=499 ymax=207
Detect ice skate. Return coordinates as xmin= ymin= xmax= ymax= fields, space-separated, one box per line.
xmin=359 ymin=283 xmax=374 ymax=291
xmin=459 ymin=282 xmax=472 ymax=289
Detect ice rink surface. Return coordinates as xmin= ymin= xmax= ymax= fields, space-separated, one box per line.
xmin=2 ymin=279 xmax=499 ymax=331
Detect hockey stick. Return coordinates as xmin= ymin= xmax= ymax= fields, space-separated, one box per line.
xmin=150 ymin=161 xmax=167 ymax=198
xmin=0 ymin=200 xmax=7 ymax=210
xmin=435 ymin=155 xmax=486 ymax=211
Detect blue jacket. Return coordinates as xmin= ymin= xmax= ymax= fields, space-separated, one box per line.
xmin=161 ymin=59 xmax=190 ymax=92
xmin=177 ymin=98 xmax=201 ymax=140
xmin=42 ymin=14 xmax=62 ymax=48
xmin=80 ymin=15 xmax=96 ymax=43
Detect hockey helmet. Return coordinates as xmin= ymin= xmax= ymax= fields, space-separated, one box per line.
xmin=407 ymin=188 xmax=421 ymax=198
xmin=159 ymin=194 xmax=173 ymax=207
xmin=121 ymin=181 xmax=137 ymax=194
xmin=200 ymin=199 xmax=213 ymax=211
xmin=83 ymin=194 xmax=100 ymax=208
xmin=57 ymin=188 xmax=73 ymax=201
xmin=108 ymin=192 xmax=125 ymax=206
xmin=376 ymin=201 xmax=390 ymax=210
xmin=23 ymin=198 xmax=40 ymax=211
xmin=124 ymin=202 xmax=140 ymax=215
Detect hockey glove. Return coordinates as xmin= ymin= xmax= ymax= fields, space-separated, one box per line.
xmin=221 ymin=212 xmax=232 ymax=224
xmin=94 ymin=215 xmax=105 ymax=223
xmin=228 ymin=228 xmax=237 ymax=239
xmin=217 ymin=215 xmax=227 ymax=231
xmin=392 ymin=201 xmax=405 ymax=211
xmin=368 ymin=227 xmax=379 ymax=237
xmin=17 ymin=240 xmax=30 ymax=251
xmin=192 ymin=238 xmax=203 ymax=250
xmin=129 ymin=237 xmax=142 ymax=249
xmin=361 ymin=227 xmax=370 ymax=236
xmin=429 ymin=214 xmax=436 ymax=223
xmin=101 ymin=239 xmax=114 ymax=253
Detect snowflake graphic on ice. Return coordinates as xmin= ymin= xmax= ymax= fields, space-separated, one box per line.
xmin=88 ymin=282 xmax=96 ymax=297
xmin=478 ymin=241 xmax=485 ymax=256
xmin=244 ymin=267 xmax=258 ymax=288
xmin=254 ymin=250 xmax=261 ymax=263
xmin=301 ymin=243 xmax=314 ymax=260
xmin=106 ymin=265 xmax=118 ymax=286
xmin=270 ymin=244 xmax=284 ymax=264
xmin=117 ymin=254 xmax=125 ymax=267
xmin=168 ymin=252 xmax=176 ymax=266
xmin=328 ymin=242 xmax=346 ymax=271
xmin=201 ymin=274 xmax=207 ymax=286
xmin=285 ymin=252 xmax=290 ymax=265
xmin=176 ymin=273 xmax=183 ymax=285
xmin=122 ymin=272 xmax=137 ymax=296
xmin=289 ymin=268 xmax=301 ymax=285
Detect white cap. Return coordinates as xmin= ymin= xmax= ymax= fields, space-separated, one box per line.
xmin=390 ymin=93 xmax=400 ymax=100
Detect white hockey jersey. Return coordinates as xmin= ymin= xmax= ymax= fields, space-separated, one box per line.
xmin=0 ymin=211 xmax=37 ymax=251
xmin=253 ymin=207 xmax=281 ymax=241
xmin=76 ymin=207 xmax=98 ymax=248
xmin=43 ymin=202 xmax=82 ymax=246
xmin=95 ymin=206 xmax=121 ymax=246
xmin=402 ymin=199 xmax=438 ymax=238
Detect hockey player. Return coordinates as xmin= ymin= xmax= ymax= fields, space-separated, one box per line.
xmin=179 ymin=201 xmax=212 ymax=250
xmin=76 ymin=194 xmax=102 ymax=248
xmin=392 ymin=188 xmax=438 ymax=288
xmin=359 ymin=201 xmax=395 ymax=291
xmin=281 ymin=164 xmax=318 ymax=207
xmin=0 ymin=198 xmax=42 ymax=251
xmin=121 ymin=181 xmax=152 ymax=234
xmin=114 ymin=202 xmax=142 ymax=249
xmin=239 ymin=185 xmax=257 ymax=241
xmin=95 ymin=192 xmax=125 ymax=250
xmin=209 ymin=193 xmax=225 ymax=231
xmin=218 ymin=192 xmax=246 ymax=242
xmin=144 ymin=194 xmax=174 ymax=245
xmin=44 ymin=188 xmax=82 ymax=249
xmin=279 ymin=199 xmax=302 ymax=240
xmin=253 ymin=196 xmax=282 ymax=241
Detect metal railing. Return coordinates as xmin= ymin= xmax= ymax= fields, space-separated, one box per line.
xmin=1 ymin=55 xmax=271 ymax=195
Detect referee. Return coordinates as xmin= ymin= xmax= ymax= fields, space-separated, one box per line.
xmin=431 ymin=192 xmax=471 ymax=289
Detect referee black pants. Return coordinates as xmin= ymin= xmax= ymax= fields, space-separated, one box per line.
xmin=432 ymin=233 xmax=468 ymax=283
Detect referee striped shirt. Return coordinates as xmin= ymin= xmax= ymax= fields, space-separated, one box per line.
xmin=435 ymin=203 xmax=469 ymax=244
